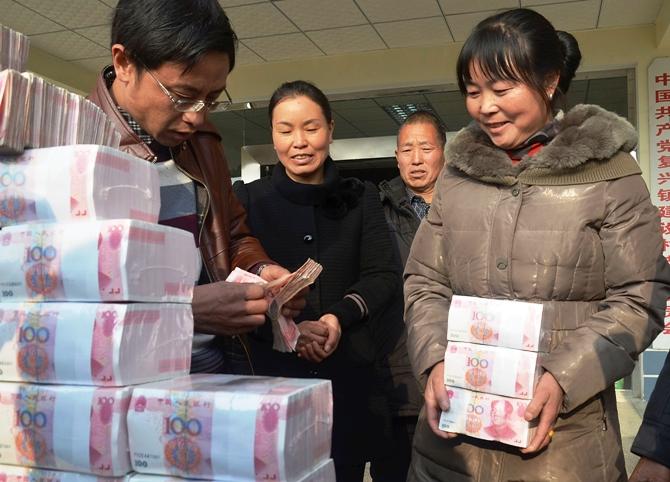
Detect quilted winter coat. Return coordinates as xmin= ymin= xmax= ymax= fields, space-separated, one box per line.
xmin=404 ymin=104 xmax=670 ymax=481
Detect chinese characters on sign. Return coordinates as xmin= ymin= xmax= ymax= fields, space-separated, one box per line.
xmin=649 ymin=58 xmax=670 ymax=349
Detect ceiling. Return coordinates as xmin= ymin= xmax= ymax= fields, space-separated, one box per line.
xmin=0 ymin=0 xmax=663 ymax=73
xmin=0 ymin=0 xmax=651 ymax=173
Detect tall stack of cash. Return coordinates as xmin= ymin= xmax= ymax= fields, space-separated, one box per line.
xmin=439 ymin=295 xmax=552 ymax=447
xmin=0 ymin=24 xmax=199 ymax=479
xmin=0 ymin=24 xmax=121 ymax=155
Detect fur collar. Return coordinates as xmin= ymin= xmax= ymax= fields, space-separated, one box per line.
xmin=446 ymin=104 xmax=638 ymax=185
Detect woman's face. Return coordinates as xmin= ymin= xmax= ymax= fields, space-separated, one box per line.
xmin=271 ymin=95 xmax=333 ymax=184
xmin=464 ymin=63 xmax=555 ymax=150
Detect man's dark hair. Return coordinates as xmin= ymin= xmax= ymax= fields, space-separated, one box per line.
xmin=111 ymin=0 xmax=238 ymax=73
xmin=399 ymin=111 xmax=447 ymax=148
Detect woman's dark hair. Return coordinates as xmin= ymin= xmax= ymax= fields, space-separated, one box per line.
xmin=111 ymin=0 xmax=238 ymax=73
xmin=456 ymin=8 xmax=581 ymax=110
xmin=268 ymin=80 xmax=333 ymax=124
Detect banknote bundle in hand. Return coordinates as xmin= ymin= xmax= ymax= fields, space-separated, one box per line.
xmin=0 ymin=383 xmax=132 ymax=476
xmin=443 ymin=341 xmax=543 ymax=399
xmin=0 ymin=145 xmax=160 ymax=227
xmin=0 ymin=220 xmax=200 ymax=303
xmin=0 ymin=25 xmax=29 ymax=72
xmin=267 ymin=259 xmax=322 ymax=352
xmin=127 ymin=374 xmax=333 ymax=481
xmin=0 ymin=302 xmax=193 ymax=386
xmin=0 ymin=70 xmax=29 ymax=154
xmin=447 ymin=295 xmax=551 ymax=351
xmin=438 ymin=386 xmax=537 ymax=448
xmin=226 ymin=259 xmax=323 ymax=353
xmin=441 ymin=296 xmax=548 ymax=447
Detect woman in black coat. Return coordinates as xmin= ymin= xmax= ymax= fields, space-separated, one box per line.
xmin=233 ymin=80 xmax=399 ymax=481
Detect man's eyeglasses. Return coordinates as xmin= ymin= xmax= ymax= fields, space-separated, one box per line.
xmin=142 ymin=65 xmax=232 ymax=113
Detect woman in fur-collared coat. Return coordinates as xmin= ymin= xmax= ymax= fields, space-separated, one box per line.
xmin=404 ymin=8 xmax=670 ymax=482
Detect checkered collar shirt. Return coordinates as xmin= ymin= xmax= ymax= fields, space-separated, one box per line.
xmin=103 ymin=66 xmax=154 ymax=146
xmin=405 ymin=186 xmax=430 ymax=220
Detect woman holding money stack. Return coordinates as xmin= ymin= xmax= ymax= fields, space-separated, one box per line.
xmin=404 ymin=8 xmax=670 ymax=482
xmin=233 ymin=80 xmax=399 ymax=481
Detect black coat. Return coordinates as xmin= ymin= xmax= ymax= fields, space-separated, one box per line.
xmin=379 ymin=175 xmax=421 ymax=267
xmin=233 ymin=159 xmax=400 ymax=466
xmin=632 ymin=351 xmax=670 ymax=468
xmin=377 ymin=175 xmax=424 ymax=417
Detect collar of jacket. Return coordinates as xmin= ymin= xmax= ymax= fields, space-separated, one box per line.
xmin=446 ymin=104 xmax=640 ymax=186
xmin=88 ymin=66 xmax=222 ymax=163
xmin=271 ymin=158 xmax=365 ymax=219
xmin=379 ymin=176 xmax=414 ymax=212
xmin=271 ymin=157 xmax=341 ymax=205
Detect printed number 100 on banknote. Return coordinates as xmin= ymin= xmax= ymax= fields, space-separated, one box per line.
xmin=132 ymin=393 xmax=215 ymax=477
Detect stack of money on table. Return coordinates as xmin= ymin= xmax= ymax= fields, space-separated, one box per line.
xmin=0 ymin=29 xmax=198 ymax=477
xmin=127 ymin=374 xmax=335 ymax=482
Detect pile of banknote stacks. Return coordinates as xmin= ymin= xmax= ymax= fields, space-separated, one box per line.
xmin=0 ymin=144 xmax=200 ymax=478
xmin=126 ymin=374 xmax=336 ymax=482
xmin=439 ymin=295 xmax=552 ymax=447
xmin=0 ymin=24 xmax=121 ymax=155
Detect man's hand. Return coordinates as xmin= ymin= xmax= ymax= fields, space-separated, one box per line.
xmin=258 ymin=264 xmax=307 ymax=318
xmin=521 ymin=371 xmax=564 ymax=454
xmin=192 ymin=281 xmax=268 ymax=336
xmin=629 ymin=457 xmax=670 ymax=482
xmin=296 ymin=314 xmax=341 ymax=363
xmin=425 ymin=362 xmax=457 ymax=439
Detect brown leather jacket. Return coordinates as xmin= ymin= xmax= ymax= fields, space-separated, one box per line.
xmin=88 ymin=70 xmax=272 ymax=281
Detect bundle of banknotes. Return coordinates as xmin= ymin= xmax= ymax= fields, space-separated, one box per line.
xmin=441 ymin=296 xmax=549 ymax=447
xmin=447 ymin=295 xmax=550 ymax=352
xmin=21 ymin=74 xmax=121 ymax=150
xmin=0 ymin=464 xmax=134 ymax=482
xmin=0 ymin=144 xmax=160 ymax=227
xmin=438 ymin=386 xmax=537 ymax=448
xmin=267 ymin=259 xmax=322 ymax=352
xmin=0 ymin=463 xmax=336 ymax=482
xmin=0 ymin=69 xmax=29 ymax=154
xmin=443 ymin=341 xmax=542 ymax=399
xmin=0 ymin=70 xmax=121 ymax=155
xmin=127 ymin=374 xmax=333 ymax=481
xmin=129 ymin=458 xmax=336 ymax=482
xmin=227 ymin=258 xmax=323 ymax=353
xmin=0 ymin=302 xmax=193 ymax=386
xmin=0 ymin=383 xmax=132 ymax=476
xmin=0 ymin=25 xmax=29 ymax=72
xmin=0 ymin=220 xmax=200 ymax=303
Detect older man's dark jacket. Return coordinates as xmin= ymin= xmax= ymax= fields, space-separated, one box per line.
xmin=632 ymin=352 xmax=670 ymax=468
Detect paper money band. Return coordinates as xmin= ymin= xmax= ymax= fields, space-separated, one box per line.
xmin=128 ymin=374 xmax=333 ymax=481
xmin=0 ymin=383 xmax=132 ymax=476
xmin=0 ymin=302 xmax=193 ymax=385
xmin=0 ymin=220 xmax=200 ymax=303
xmin=443 ymin=341 xmax=541 ymax=399
xmin=448 ymin=295 xmax=549 ymax=352
xmin=127 ymin=458 xmax=336 ymax=482
xmin=0 ymin=144 xmax=160 ymax=227
xmin=439 ymin=386 xmax=536 ymax=448
xmin=0 ymin=464 xmax=133 ymax=482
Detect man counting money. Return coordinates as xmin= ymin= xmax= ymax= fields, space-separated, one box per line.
xmin=88 ymin=0 xmax=305 ymax=374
